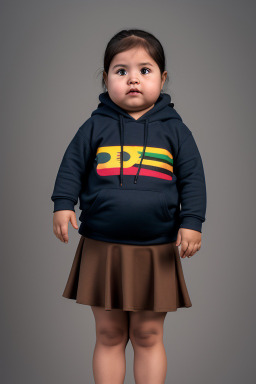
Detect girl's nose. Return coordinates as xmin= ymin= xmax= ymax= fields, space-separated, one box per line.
xmin=128 ymin=78 xmax=140 ymax=85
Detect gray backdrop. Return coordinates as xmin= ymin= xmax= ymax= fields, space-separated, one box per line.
xmin=1 ymin=0 xmax=255 ymax=383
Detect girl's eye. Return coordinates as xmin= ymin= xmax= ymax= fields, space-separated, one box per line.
xmin=116 ymin=68 xmax=127 ymax=76
xmin=141 ymin=67 xmax=151 ymax=74
xmin=116 ymin=67 xmax=151 ymax=76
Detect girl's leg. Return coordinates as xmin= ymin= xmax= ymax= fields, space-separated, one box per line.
xmin=91 ymin=306 xmax=130 ymax=384
xmin=129 ymin=310 xmax=168 ymax=384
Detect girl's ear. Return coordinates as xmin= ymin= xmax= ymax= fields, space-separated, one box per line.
xmin=161 ymin=71 xmax=168 ymax=88
xmin=103 ymin=70 xmax=108 ymax=89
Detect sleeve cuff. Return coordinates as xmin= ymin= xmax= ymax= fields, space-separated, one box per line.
xmin=53 ymin=199 xmax=75 ymax=213
xmin=179 ymin=216 xmax=203 ymax=233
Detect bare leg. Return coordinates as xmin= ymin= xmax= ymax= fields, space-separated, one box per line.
xmin=91 ymin=306 xmax=130 ymax=384
xmin=129 ymin=310 xmax=167 ymax=384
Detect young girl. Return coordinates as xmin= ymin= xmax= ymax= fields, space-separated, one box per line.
xmin=51 ymin=29 xmax=207 ymax=384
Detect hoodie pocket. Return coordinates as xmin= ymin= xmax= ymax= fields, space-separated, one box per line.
xmin=81 ymin=188 xmax=172 ymax=241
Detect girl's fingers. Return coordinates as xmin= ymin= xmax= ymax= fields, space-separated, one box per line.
xmin=53 ymin=226 xmax=60 ymax=241
xmin=54 ymin=223 xmax=69 ymax=243
xmin=61 ymin=225 xmax=69 ymax=243
xmin=56 ymin=226 xmax=64 ymax=242
xmin=182 ymin=242 xmax=193 ymax=258
xmin=179 ymin=241 xmax=187 ymax=258
xmin=188 ymin=243 xmax=198 ymax=257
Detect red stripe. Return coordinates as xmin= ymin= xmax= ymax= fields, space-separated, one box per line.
xmin=98 ymin=167 xmax=172 ymax=180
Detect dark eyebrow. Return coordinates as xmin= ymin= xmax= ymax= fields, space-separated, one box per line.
xmin=112 ymin=62 xmax=153 ymax=70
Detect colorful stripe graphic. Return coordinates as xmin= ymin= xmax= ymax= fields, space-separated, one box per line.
xmin=95 ymin=145 xmax=174 ymax=180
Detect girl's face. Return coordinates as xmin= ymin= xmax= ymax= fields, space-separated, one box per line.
xmin=103 ymin=47 xmax=167 ymax=120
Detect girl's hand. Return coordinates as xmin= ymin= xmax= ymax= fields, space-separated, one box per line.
xmin=176 ymin=228 xmax=201 ymax=258
xmin=53 ymin=210 xmax=78 ymax=243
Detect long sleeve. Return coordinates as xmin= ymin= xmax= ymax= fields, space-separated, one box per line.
xmin=51 ymin=126 xmax=92 ymax=213
xmin=175 ymin=132 xmax=207 ymax=233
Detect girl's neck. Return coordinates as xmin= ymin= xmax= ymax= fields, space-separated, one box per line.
xmin=126 ymin=104 xmax=155 ymax=120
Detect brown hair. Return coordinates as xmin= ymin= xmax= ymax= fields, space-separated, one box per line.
xmin=96 ymin=29 xmax=170 ymax=93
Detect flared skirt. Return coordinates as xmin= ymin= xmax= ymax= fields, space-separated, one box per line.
xmin=62 ymin=235 xmax=192 ymax=312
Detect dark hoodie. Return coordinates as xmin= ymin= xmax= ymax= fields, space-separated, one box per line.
xmin=51 ymin=91 xmax=207 ymax=245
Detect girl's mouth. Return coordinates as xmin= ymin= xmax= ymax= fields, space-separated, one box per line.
xmin=128 ymin=91 xmax=141 ymax=95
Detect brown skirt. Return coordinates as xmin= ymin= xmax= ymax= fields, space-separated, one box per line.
xmin=62 ymin=235 xmax=192 ymax=312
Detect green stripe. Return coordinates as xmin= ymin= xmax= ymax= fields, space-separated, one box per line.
xmin=138 ymin=151 xmax=173 ymax=165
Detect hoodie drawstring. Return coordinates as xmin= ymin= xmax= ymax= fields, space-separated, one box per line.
xmin=119 ymin=115 xmax=149 ymax=186
xmin=119 ymin=115 xmax=124 ymax=186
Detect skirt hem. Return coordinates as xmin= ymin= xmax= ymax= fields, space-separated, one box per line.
xmin=62 ymin=295 xmax=192 ymax=312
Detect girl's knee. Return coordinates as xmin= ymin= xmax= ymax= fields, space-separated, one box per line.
xmin=97 ymin=326 xmax=129 ymax=347
xmin=130 ymin=327 xmax=163 ymax=348
xmin=92 ymin=306 xmax=130 ymax=347
xmin=129 ymin=311 xmax=166 ymax=348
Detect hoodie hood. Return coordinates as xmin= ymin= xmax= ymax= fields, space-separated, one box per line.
xmin=91 ymin=91 xmax=182 ymax=186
